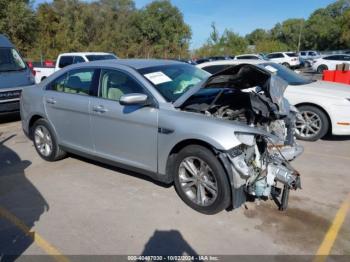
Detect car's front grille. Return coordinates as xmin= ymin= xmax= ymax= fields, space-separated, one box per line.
xmin=0 ymin=89 xmax=22 ymax=101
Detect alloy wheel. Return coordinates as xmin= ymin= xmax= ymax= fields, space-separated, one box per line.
xmin=178 ymin=156 xmax=218 ymax=207
xmin=295 ymin=111 xmax=322 ymax=138
xmin=34 ymin=125 xmax=53 ymax=157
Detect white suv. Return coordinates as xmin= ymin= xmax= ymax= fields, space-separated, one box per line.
xmin=266 ymin=52 xmax=300 ymax=68
xmin=312 ymin=54 xmax=350 ymax=73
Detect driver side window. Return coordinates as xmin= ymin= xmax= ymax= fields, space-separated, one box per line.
xmin=99 ymin=69 xmax=145 ymax=101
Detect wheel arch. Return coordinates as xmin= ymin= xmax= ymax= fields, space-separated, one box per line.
xmin=295 ymin=102 xmax=332 ymax=133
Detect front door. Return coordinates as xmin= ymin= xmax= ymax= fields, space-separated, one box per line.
xmin=90 ymin=69 xmax=158 ymax=172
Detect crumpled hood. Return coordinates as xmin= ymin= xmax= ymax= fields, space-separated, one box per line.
xmin=174 ymin=63 xmax=290 ymax=115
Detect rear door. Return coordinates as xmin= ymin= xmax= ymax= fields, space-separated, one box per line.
xmin=89 ymin=68 xmax=159 ymax=172
xmin=44 ymin=68 xmax=99 ymax=152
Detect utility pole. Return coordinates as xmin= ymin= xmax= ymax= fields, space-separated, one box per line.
xmin=297 ymin=20 xmax=304 ymax=53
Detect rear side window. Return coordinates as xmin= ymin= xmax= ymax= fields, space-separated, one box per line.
xmin=237 ymin=56 xmax=258 ymax=60
xmin=324 ymin=55 xmax=344 ymax=61
xmin=300 ymin=52 xmax=306 ymax=56
xmin=99 ymin=69 xmax=145 ymax=101
xmin=286 ymin=53 xmax=298 ymax=57
xmin=267 ymin=53 xmax=283 ymax=59
xmin=48 ymin=69 xmax=96 ymax=95
xmin=201 ymin=65 xmax=230 ymax=74
xmin=58 ymin=56 xmax=74 ymax=68
xmin=73 ymin=56 xmax=85 ymax=64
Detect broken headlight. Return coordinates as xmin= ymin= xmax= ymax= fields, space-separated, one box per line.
xmin=235 ymin=132 xmax=256 ymax=146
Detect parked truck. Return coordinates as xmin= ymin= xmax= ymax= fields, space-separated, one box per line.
xmin=34 ymin=52 xmax=117 ymax=83
xmin=0 ymin=34 xmax=35 ymax=115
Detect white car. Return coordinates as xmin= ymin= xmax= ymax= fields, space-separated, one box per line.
xmin=34 ymin=52 xmax=117 ymax=83
xmin=234 ymin=54 xmax=264 ymax=60
xmin=312 ymin=54 xmax=350 ymax=74
xmin=266 ymin=52 xmax=301 ymax=68
xmin=197 ymin=60 xmax=350 ymax=141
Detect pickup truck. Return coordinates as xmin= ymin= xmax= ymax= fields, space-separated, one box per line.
xmin=33 ymin=52 xmax=117 ymax=83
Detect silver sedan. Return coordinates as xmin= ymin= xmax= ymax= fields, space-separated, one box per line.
xmin=20 ymin=59 xmax=301 ymax=214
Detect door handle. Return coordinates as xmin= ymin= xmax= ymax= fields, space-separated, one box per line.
xmin=46 ymin=98 xmax=56 ymax=104
xmin=92 ymin=105 xmax=108 ymax=113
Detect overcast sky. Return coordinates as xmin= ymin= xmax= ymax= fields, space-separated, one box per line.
xmin=34 ymin=0 xmax=336 ymax=49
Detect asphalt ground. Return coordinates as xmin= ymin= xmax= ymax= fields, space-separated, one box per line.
xmin=0 ymin=114 xmax=349 ymax=261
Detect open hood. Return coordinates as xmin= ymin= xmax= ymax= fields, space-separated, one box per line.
xmin=174 ymin=63 xmax=289 ymax=115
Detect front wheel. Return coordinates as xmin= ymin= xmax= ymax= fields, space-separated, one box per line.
xmin=295 ymin=105 xmax=329 ymax=141
xmin=173 ymin=145 xmax=231 ymax=214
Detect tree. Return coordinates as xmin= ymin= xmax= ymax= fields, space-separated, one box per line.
xmin=0 ymin=0 xmax=37 ymax=57
xmin=255 ymin=39 xmax=289 ymax=53
xmin=270 ymin=19 xmax=304 ymax=50
xmin=245 ymin=29 xmax=270 ymax=45
xmin=137 ymin=0 xmax=191 ymax=58
xmin=340 ymin=9 xmax=350 ymax=46
xmin=303 ymin=0 xmax=350 ymax=50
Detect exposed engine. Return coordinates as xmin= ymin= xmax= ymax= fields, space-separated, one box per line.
xmin=226 ymin=137 xmax=301 ymax=210
xmin=180 ymin=64 xmax=303 ymax=210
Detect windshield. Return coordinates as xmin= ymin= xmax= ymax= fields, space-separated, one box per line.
xmin=0 ymin=48 xmax=26 ymax=72
xmin=86 ymin=54 xmax=117 ymax=61
xmin=259 ymin=62 xmax=313 ymax=85
xmin=138 ymin=64 xmax=210 ymax=102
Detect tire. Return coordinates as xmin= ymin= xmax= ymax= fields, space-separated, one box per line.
xmin=173 ymin=145 xmax=231 ymax=215
xmin=282 ymin=62 xmax=290 ymax=68
xmin=295 ymin=105 xmax=329 ymax=141
xmin=317 ymin=65 xmax=328 ymax=74
xmin=31 ymin=119 xmax=66 ymax=161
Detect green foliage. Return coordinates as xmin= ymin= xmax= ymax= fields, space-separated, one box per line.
xmin=270 ymin=19 xmax=304 ymax=50
xmin=246 ymin=29 xmax=270 ymax=45
xmin=255 ymin=39 xmax=289 ymax=53
xmin=0 ymin=0 xmax=191 ymax=60
xmin=194 ymin=26 xmax=247 ymax=57
xmin=0 ymin=0 xmax=37 ymax=56
xmin=1 ymin=0 xmax=350 ymax=60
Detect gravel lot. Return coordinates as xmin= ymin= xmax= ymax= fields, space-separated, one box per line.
xmin=0 ymin=114 xmax=349 ymax=259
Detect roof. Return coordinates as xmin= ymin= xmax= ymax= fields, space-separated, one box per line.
xmin=59 ymin=52 xmax=114 ymax=56
xmin=85 ymin=59 xmax=183 ymax=70
xmin=0 ymin=35 xmax=14 ymax=48
xmin=196 ymin=59 xmax=264 ymax=68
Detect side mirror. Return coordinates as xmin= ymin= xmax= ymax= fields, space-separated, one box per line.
xmin=119 ymin=93 xmax=149 ymax=106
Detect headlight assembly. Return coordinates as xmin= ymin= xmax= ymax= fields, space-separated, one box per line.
xmin=235 ymin=132 xmax=256 ymax=146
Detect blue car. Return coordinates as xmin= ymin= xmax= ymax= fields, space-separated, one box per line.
xmin=0 ymin=34 xmax=35 ymax=114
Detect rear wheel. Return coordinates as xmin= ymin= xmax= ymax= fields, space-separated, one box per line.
xmin=282 ymin=62 xmax=290 ymax=68
xmin=32 ymin=119 xmax=66 ymax=161
xmin=317 ymin=65 xmax=328 ymax=74
xmin=295 ymin=105 xmax=329 ymax=141
xmin=173 ymin=145 xmax=231 ymax=214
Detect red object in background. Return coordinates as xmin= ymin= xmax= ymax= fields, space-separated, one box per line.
xmin=26 ymin=61 xmax=36 ymax=76
xmin=322 ymin=70 xmax=335 ymax=82
xmin=334 ymin=70 xmax=350 ymax=84
xmin=27 ymin=61 xmax=33 ymax=69
xmin=44 ymin=60 xmax=54 ymax=67
xmin=323 ymin=70 xmax=350 ymax=85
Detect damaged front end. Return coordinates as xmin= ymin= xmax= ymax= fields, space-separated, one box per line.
xmin=219 ymin=132 xmax=301 ymax=210
xmin=176 ymin=63 xmax=304 ymax=210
